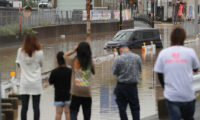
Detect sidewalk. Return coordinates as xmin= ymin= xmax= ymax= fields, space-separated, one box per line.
xmin=17 ymin=84 xmax=157 ymax=120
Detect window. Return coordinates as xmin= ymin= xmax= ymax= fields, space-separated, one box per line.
xmin=143 ymin=31 xmax=153 ymax=39
xmin=134 ymin=32 xmax=143 ymax=40
xmin=112 ymin=31 xmax=132 ymax=41
xmin=153 ymin=30 xmax=159 ymax=38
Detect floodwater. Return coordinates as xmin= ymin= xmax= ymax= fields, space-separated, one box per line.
xmin=1 ymin=22 xmax=200 ymax=120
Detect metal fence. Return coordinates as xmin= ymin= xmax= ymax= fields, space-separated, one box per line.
xmin=0 ymin=9 xmax=133 ymax=35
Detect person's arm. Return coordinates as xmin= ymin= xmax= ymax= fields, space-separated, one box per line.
xmin=154 ymin=51 xmax=164 ymax=88
xmin=63 ymin=46 xmax=78 ymax=58
xmin=67 ymin=68 xmax=72 ymax=91
xmin=39 ymin=51 xmax=44 ymax=67
xmin=157 ymin=73 xmax=164 ymax=89
xmin=49 ymin=71 xmax=55 ymax=85
xmin=91 ymin=63 xmax=95 ymax=75
xmin=112 ymin=58 xmax=120 ymax=75
xmin=16 ymin=48 xmax=21 ymax=75
xmin=137 ymin=56 xmax=142 ymax=73
xmin=192 ymin=50 xmax=200 ymax=73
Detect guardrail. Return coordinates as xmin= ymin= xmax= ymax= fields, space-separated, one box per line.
xmin=134 ymin=15 xmax=154 ymax=28
xmin=193 ymin=74 xmax=200 ymax=92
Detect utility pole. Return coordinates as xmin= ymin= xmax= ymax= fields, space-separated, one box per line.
xmin=120 ymin=0 xmax=123 ymax=30
xmin=153 ymin=0 xmax=156 ymax=28
xmin=167 ymin=0 xmax=168 ymax=20
xmin=86 ymin=0 xmax=92 ymax=42
xmin=0 ymin=73 xmax=1 ymax=120
xmin=19 ymin=3 xmax=22 ymax=35
xmin=195 ymin=0 xmax=199 ymax=36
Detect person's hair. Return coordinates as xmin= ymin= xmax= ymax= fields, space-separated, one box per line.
xmin=77 ymin=42 xmax=95 ymax=74
xmin=22 ymin=34 xmax=41 ymax=57
xmin=57 ymin=51 xmax=65 ymax=66
xmin=171 ymin=27 xmax=186 ymax=46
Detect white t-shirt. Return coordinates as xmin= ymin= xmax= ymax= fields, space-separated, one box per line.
xmin=16 ymin=48 xmax=43 ymax=95
xmin=154 ymin=46 xmax=199 ymax=102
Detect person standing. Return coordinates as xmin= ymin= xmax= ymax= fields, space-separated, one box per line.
xmin=112 ymin=43 xmax=142 ymax=120
xmin=173 ymin=13 xmax=177 ymax=24
xmin=63 ymin=42 xmax=95 ymax=120
xmin=16 ymin=34 xmax=43 ymax=120
xmin=154 ymin=27 xmax=199 ymax=120
xmin=49 ymin=51 xmax=72 ymax=120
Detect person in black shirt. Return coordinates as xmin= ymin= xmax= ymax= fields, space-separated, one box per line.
xmin=49 ymin=51 xmax=72 ymax=120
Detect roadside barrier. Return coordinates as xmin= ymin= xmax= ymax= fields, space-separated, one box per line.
xmin=1 ymin=72 xmax=19 ymax=98
xmin=141 ymin=42 xmax=156 ymax=56
xmin=113 ymin=48 xmax=118 ymax=57
xmin=1 ymin=72 xmax=20 ymax=120
xmin=185 ymin=34 xmax=200 ymax=44
xmin=2 ymin=98 xmax=18 ymax=120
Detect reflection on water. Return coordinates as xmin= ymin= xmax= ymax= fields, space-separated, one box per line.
xmin=0 ymin=33 xmax=114 ymax=81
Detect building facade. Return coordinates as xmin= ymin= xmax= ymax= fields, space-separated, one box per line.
xmin=138 ymin=0 xmax=200 ymax=21
xmin=94 ymin=0 xmax=119 ymax=10
xmin=56 ymin=0 xmax=119 ymax=11
xmin=56 ymin=0 xmax=86 ymax=11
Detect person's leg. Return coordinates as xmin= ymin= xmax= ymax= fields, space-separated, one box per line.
xmin=115 ymin=84 xmax=128 ymax=120
xmin=70 ymin=95 xmax=81 ymax=120
xmin=181 ymin=100 xmax=195 ymax=120
xmin=64 ymin=102 xmax=70 ymax=120
xmin=21 ymin=95 xmax=30 ymax=120
xmin=82 ymin=97 xmax=92 ymax=120
xmin=166 ymin=99 xmax=181 ymax=120
xmin=32 ymin=95 xmax=41 ymax=120
xmin=127 ymin=85 xmax=140 ymax=120
xmin=55 ymin=106 xmax=64 ymax=120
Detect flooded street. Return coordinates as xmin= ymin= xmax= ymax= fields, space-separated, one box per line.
xmin=1 ymin=22 xmax=200 ymax=119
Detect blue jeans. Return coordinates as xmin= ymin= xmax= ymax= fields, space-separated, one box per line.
xmin=115 ymin=83 xmax=140 ymax=120
xmin=166 ymin=99 xmax=195 ymax=120
xmin=21 ymin=95 xmax=41 ymax=120
xmin=54 ymin=100 xmax=71 ymax=106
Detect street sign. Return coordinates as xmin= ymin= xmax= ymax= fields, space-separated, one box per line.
xmin=23 ymin=6 xmax=32 ymax=18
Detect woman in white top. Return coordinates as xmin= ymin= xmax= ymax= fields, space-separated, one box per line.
xmin=16 ymin=34 xmax=43 ymax=120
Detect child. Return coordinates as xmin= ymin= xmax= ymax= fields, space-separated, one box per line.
xmin=49 ymin=51 xmax=72 ymax=120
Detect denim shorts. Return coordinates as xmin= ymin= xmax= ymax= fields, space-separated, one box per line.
xmin=54 ymin=100 xmax=71 ymax=106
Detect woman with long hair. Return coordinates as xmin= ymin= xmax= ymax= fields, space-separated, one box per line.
xmin=64 ymin=42 xmax=95 ymax=120
xmin=16 ymin=34 xmax=43 ymax=120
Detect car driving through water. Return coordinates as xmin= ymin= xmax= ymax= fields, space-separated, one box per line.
xmin=104 ymin=28 xmax=163 ymax=49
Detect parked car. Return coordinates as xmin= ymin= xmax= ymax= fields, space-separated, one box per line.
xmin=38 ymin=0 xmax=52 ymax=9
xmin=104 ymin=28 xmax=163 ymax=49
xmin=0 ymin=0 xmax=12 ymax=7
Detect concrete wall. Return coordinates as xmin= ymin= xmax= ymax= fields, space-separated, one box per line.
xmin=34 ymin=20 xmax=134 ymax=39
xmin=0 ymin=20 xmax=134 ymax=46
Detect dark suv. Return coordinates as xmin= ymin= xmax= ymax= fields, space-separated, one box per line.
xmin=0 ymin=0 xmax=12 ymax=7
xmin=104 ymin=28 xmax=163 ymax=49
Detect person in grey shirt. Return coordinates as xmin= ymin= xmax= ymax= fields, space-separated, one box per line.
xmin=112 ymin=43 xmax=142 ymax=120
